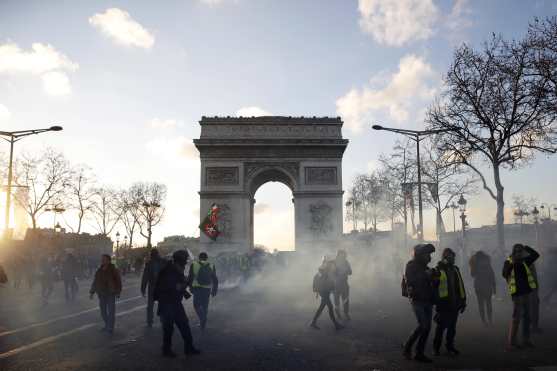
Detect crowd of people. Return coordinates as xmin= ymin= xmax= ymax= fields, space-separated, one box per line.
xmin=401 ymin=242 xmax=549 ymax=364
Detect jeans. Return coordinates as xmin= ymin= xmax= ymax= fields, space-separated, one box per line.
xmin=510 ymin=294 xmax=531 ymax=344
xmin=192 ymin=287 xmax=211 ymax=329
xmin=159 ymin=303 xmax=194 ymax=352
xmin=433 ymin=310 xmax=459 ymax=350
xmin=404 ymin=302 xmax=433 ymax=356
xmin=333 ymin=283 xmax=350 ymax=317
xmin=98 ymin=294 xmax=116 ymax=330
xmin=475 ymin=290 xmax=493 ymax=324
xmin=64 ymin=279 xmax=78 ymax=302
xmin=312 ymin=291 xmax=339 ymax=326
xmin=146 ymin=289 xmax=156 ymax=325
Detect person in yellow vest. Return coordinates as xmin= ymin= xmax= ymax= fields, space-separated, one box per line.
xmin=186 ymin=252 xmax=218 ymax=330
xmin=502 ymin=243 xmax=540 ymax=351
xmin=432 ymin=248 xmax=466 ymax=356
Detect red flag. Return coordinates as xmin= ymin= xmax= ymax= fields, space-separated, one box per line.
xmin=200 ymin=204 xmax=220 ymax=241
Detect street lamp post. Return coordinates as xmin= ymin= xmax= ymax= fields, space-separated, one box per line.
xmin=532 ymin=207 xmax=540 ymax=249
xmin=0 ymin=126 xmax=63 ymax=236
xmin=116 ymin=231 xmax=121 ymax=257
xmin=372 ymin=124 xmax=455 ymax=242
xmin=458 ymin=194 xmax=467 ymax=264
xmin=450 ymin=202 xmax=458 ymax=233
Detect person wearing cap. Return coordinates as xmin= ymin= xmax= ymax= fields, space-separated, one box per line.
xmin=154 ymin=250 xmax=200 ymax=358
xmin=432 ymin=248 xmax=466 ymax=356
xmin=402 ymin=243 xmax=437 ymax=363
xmin=186 ymin=252 xmax=218 ymax=330
xmin=502 ymin=243 xmax=539 ymax=350
xmin=333 ymin=249 xmax=352 ymax=321
xmin=141 ymin=248 xmax=167 ymax=327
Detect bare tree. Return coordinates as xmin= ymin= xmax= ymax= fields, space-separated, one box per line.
xmin=511 ymin=194 xmax=537 ymax=224
xmin=427 ymin=35 xmax=557 ymax=251
xmin=117 ymin=189 xmax=140 ymax=247
xmin=129 ymin=182 xmax=166 ymax=248
xmin=421 ymin=138 xmax=477 ymax=238
xmin=91 ymin=186 xmax=121 ymax=236
xmin=66 ymin=165 xmax=96 ymax=233
xmin=13 ymin=148 xmax=71 ymax=229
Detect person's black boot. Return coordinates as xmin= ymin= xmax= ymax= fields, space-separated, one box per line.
xmin=446 ymin=346 xmax=460 ymax=356
xmin=185 ymin=346 xmax=201 ymax=356
xmin=162 ymin=349 xmax=177 ymax=358
xmin=433 ymin=348 xmax=441 ymax=356
xmin=402 ymin=347 xmax=412 ymax=360
xmin=414 ymin=354 xmax=433 ymax=363
xmin=309 ymin=321 xmax=320 ymax=330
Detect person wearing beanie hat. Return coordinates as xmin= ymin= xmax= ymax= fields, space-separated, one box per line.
xmin=432 ymin=248 xmax=467 ymax=356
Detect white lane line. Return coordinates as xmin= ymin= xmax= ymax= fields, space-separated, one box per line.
xmin=0 ymin=295 xmax=143 ymax=337
xmin=0 ymin=304 xmax=146 ymax=359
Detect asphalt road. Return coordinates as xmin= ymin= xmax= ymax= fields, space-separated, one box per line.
xmin=1 ymin=271 xmax=557 ymax=371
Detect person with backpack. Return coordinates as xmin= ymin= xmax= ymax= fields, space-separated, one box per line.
xmin=141 ymin=249 xmax=166 ymax=327
xmin=334 ymin=249 xmax=352 ymax=321
xmin=186 ymin=252 xmax=218 ymax=330
xmin=402 ymin=243 xmax=438 ymax=363
xmin=310 ymin=257 xmax=343 ymax=331
xmin=89 ymin=254 xmax=122 ymax=334
xmin=154 ymin=250 xmax=200 ymax=358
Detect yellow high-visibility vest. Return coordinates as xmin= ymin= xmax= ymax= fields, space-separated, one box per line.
xmin=438 ymin=267 xmax=466 ymax=299
xmin=507 ymin=257 xmax=537 ymax=295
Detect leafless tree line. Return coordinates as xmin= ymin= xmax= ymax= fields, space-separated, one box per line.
xmin=346 ymin=138 xmax=476 ymax=239
xmin=0 ymin=148 xmax=166 ymax=248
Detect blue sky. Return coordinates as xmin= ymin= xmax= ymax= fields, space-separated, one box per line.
xmin=1 ymin=0 xmax=556 ymax=250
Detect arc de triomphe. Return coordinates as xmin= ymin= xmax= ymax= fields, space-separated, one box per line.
xmin=194 ymin=116 xmax=349 ymax=253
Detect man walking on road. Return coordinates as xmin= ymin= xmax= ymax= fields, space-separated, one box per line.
xmin=90 ymin=254 xmax=122 ymax=334
xmin=502 ymin=244 xmax=539 ymax=350
xmin=141 ymin=248 xmax=166 ymax=327
xmin=39 ymin=255 xmax=56 ymax=305
xmin=333 ymin=249 xmax=352 ymax=321
xmin=154 ymin=250 xmax=200 ymax=358
xmin=433 ymin=248 xmax=466 ymax=356
xmin=469 ymin=250 xmax=496 ymax=326
xmin=62 ymin=252 xmax=79 ymax=302
xmin=187 ymin=252 xmax=218 ymax=330
xmin=402 ymin=243 xmax=437 ymax=363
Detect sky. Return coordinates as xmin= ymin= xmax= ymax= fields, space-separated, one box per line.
xmin=1 ymin=0 xmax=557 ymax=250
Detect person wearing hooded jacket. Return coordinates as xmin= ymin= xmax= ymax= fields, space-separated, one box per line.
xmin=154 ymin=250 xmax=200 ymax=358
xmin=186 ymin=252 xmax=218 ymax=330
xmin=141 ymin=248 xmax=166 ymax=327
xmin=310 ymin=257 xmax=343 ymax=331
xmin=433 ymin=248 xmax=466 ymax=356
xmin=402 ymin=243 xmax=437 ymax=363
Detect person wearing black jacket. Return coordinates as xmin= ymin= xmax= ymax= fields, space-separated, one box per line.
xmin=433 ymin=248 xmax=466 ymax=356
xmin=141 ymin=249 xmax=166 ymax=327
xmin=502 ymin=244 xmax=540 ymax=350
xmin=310 ymin=259 xmax=343 ymax=331
xmin=154 ymin=250 xmax=200 ymax=358
xmin=402 ymin=243 xmax=437 ymax=363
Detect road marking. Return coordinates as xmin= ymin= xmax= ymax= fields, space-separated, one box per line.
xmin=0 ymin=295 xmax=143 ymax=337
xmin=0 ymin=304 xmax=146 ymax=359
xmin=531 ymin=367 xmax=557 ymax=371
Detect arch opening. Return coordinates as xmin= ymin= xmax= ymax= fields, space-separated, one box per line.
xmin=253 ymin=181 xmax=295 ymax=252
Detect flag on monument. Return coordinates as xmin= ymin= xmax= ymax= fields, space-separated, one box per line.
xmin=200 ymin=203 xmax=220 ymax=241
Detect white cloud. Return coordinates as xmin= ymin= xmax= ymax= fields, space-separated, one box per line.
xmin=146 ymin=136 xmax=199 ymax=163
xmin=0 ymin=42 xmax=78 ymax=96
xmin=89 ymin=8 xmax=155 ymax=49
xmin=358 ymin=0 xmax=438 ymax=46
xmin=235 ymin=106 xmax=272 ymax=117
xmin=149 ymin=118 xmax=179 ymax=129
xmin=336 ymin=54 xmax=439 ymax=132
xmin=0 ymin=104 xmax=11 ymax=121
xmin=198 ymin=0 xmax=237 ymax=5
xmin=41 ymin=71 xmax=71 ymax=96
xmin=445 ymin=0 xmax=473 ymax=43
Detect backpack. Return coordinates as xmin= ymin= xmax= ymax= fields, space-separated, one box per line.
xmin=401 ymin=274 xmax=409 ymax=297
xmin=197 ymin=263 xmax=213 ymax=286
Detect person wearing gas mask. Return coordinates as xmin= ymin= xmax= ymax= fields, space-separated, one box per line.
xmin=502 ymin=243 xmax=539 ymax=351
xmin=154 ymin=250 xmax=200 ymax=358
xmin=432 ymin=248 xmax=466 ymax=356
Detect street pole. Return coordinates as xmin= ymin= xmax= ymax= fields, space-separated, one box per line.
xmin=4 ymin=138 xmax=14 ymax=234
xmin=416 ymin=137 xmax=424 ymax=242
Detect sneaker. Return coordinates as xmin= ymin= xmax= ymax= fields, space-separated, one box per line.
xmin=506 ymin=344 xmax=522 ymax=352
xmin=162 ymin=350 xmax=177 ymax=358
xmin=522 ymin=341 xmax=535 ymax=348
xmin=334 ymin=323 xmax=344 ymax=331
xmin=433 ymin=348 xmax=441 ymax=356
xmin=309 ymin=323 xmax=320 ymax=330
xmin=414 ymin=354 xmax=433 ymax=363
xmin=446 ymin=347 xmax=460 ymax=356
xmin=185 ymin=347 xmax=201 ymax=356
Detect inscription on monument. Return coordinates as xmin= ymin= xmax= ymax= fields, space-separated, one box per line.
xmin=305 ymin=167 xmax=337 ymax=185
xmin=205 ymin=167 xmax=239 ymax=186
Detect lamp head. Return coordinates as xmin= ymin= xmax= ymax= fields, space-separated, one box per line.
xmin=49 ymin=126 xmax=63 ymax=131
xmin=371 ymin=125 xmax=383 ymax=130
